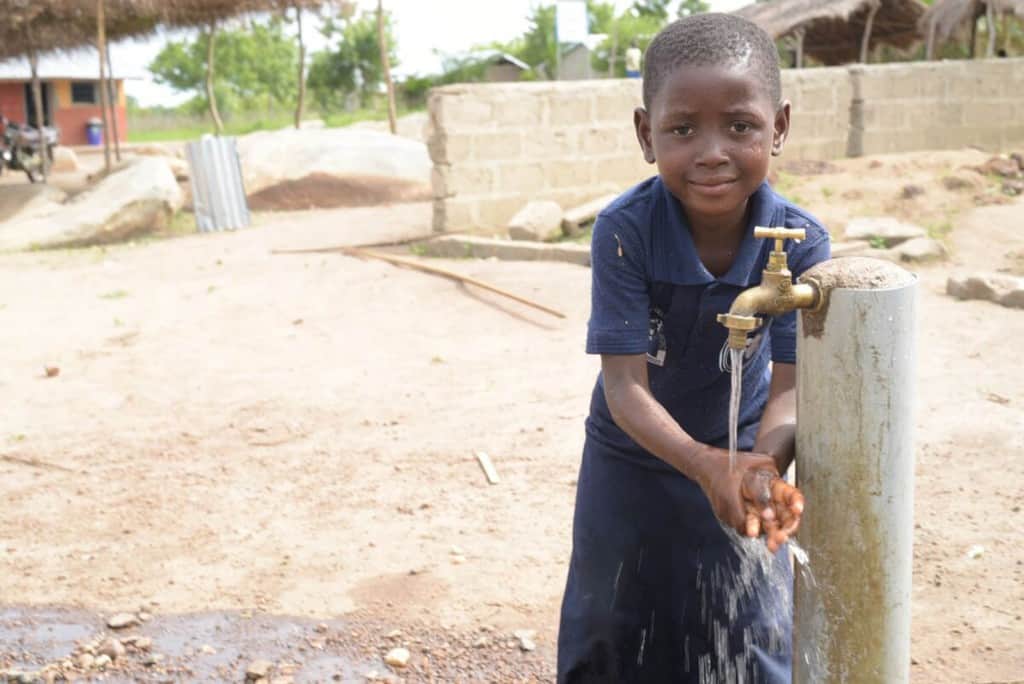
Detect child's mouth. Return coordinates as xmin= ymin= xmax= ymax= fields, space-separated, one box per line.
xmin=689 ymin=178 xmax=737 ymax=197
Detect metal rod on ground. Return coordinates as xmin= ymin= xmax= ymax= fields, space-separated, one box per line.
xmin=274 ymin=246 xmax=565 ymax=319
xmin=793 ymin=257 xmax=917 ymax=683
xmin=105 ymin=45 xmax=121 ymax=161
xmin=97 ymin=0 xmax=111 ymax=173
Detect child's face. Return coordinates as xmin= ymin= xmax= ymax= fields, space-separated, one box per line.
xmin=635 ymin=62 xmax=790 ymax=229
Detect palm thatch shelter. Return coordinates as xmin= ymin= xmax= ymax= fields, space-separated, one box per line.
xmin=735 ymin=0 xmax=928 ymax=67
xmin=2 ymin=0 xmax=338 ymax=174
xmin=919 ymin=0 xmax=1024 ymax=58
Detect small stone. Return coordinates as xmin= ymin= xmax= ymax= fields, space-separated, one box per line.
xmin=77 ymin=653 xmax=95 ymax=670
xmin=514 ymin=629 xmax=537 ymax=652
xmin=133 ymin=636 xmax=154 ymax=651
xmin=1002 ymin=179 xmax=1024 ymax=196
xmin=315 ymin=623 xmax=329 ymax=633
xmin=966 ymin=544 xmax=985 ymax=559
xmin=246 ymin=659 xmax=274 ymax=680
xmin=364 ymin=671 xmax=379 ymax=681
xmin=200 ymin=644 xmax=217 ymax=655
xmin=106 ymin=612 xmax=139 ymax=629
xmin=449 ymin=546 xmax=463 ymax=555
xmin=98 ymin=637 xmax=126 ymax=661
xmin=385 ymin=629 xmax=402 ymax=639
xmin=383 ymin=647 xmax=410 ymax=668
xmin=843 ymin=217 xmax=926 ymax=246
xmin=947 ymin=272 xmax=1024 ymax=309
xmin=451 ymin=554 xmax=466 ymax=564
xmin=93 ymin=654 xmax=111 ymax=669
xmin=138 ymin=611 xmax=152 ymax=622
xmin=142 ymin=653 xmax=164 ymax=667
xmin=43 ymin=365 xmax=60 ymax=378
xmin=473 ymin=636 xmax=490 ymax=648
xmin=942 ymin=173 xmax=982 ymax=192
xmin=900 ymin=184 xmax=925 ymax=199
xmin=978 ymin=156 xmax=1022 ymax=178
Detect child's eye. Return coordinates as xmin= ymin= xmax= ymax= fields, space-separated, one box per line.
xmin=730 ymin=122 xmax=752 ymax=134
xmin=671 ymin=125 xmax=695 ymax=137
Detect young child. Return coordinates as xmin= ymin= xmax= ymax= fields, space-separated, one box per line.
xmin=558 ymin=13 xmax=831 ymax=683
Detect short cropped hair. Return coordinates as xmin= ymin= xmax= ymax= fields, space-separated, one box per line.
xmin=642 ymin=13 xmax=782 ymax=110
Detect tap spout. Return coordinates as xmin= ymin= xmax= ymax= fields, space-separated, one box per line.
xmin=716 ymin=227 xmax=823 ymax=350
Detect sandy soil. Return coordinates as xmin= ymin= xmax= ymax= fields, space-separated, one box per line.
xmin=1 ymin=148 xmax=1023 ymax=683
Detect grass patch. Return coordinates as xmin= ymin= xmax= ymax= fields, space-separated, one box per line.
xmin=99 ymin=289 xmax=129 ymax=299
xmin=926 ymin=219 xmax=955 ymax=240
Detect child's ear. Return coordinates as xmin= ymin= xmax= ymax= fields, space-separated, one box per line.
xmin=771 ymin=100 xmax=791 ymax=157
xmin=634 ymin=107 xmax=656 ymax=164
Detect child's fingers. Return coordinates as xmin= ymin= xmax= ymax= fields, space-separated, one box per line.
xmin=772 ymin=479 xmax=804 ymax=515
xmin=744 ymin=508 xmax=760 ymax=539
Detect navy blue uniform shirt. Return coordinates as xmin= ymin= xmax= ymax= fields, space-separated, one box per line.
xmin=585 ymin=176 xmax=831 ymax=469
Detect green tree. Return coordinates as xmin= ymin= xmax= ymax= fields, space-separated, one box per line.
xmin=149 ymin=19 xmax=297 ymax=118
xmin=677 ymin=0 xmax=710 ymax=18
xmin=589 ymin=8 xmax=664 ymax=77
xmin=511 ymin=4 xmax=557 ymax=77
xmin=307 ymin=10 xmax=397 ymax=110
xmin=631 ymin=0 xmax=670 ymax=21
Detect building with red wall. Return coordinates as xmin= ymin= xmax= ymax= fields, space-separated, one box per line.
xmin=0 ymin=52 xmax=137 ymax=146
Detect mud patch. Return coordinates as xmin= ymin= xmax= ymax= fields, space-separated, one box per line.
xmin=248 ymin=174 xmax=432 ymax=212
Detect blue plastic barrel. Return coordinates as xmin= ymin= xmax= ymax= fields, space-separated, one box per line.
xmin=85 ymin=117 xmax=103 ymax=146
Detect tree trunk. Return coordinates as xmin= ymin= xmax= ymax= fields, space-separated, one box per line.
xmin=985 ymin=1 xmax=997 ymax=57
xmin=105 ymin=45 xmax=122 ymax=161
xmin=97 ymin=0 xmax=112 ymax=173
xmin=294 ymin=3 xmax=306 ymax=129
xmin=28 ymin=49 xmax=47 ymax=182
xmin=205 ymin=20 xmax=225 ymax=135
xmin=608 ymin=33 xmax=617 ymax=77
xmin=377 ymin=0 xmax=398 ymax=135
xmin=860 ymin=1 xmax=879 ymax=63
xmin=1002 ymin=7 xmax=1011 ymax=54
xmin=969 ymin=10 xmax=978 ymax=58
xmin=925 ymin=16 xmax=937 ymax=60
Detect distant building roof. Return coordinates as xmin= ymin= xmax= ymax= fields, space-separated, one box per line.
xmin=487 ymin=52 xmax=531 ymax=71
xmin=563 ymin=33 xmax=609 ymax=54
xmin=0 ymin=50 xmax=145 ymax=81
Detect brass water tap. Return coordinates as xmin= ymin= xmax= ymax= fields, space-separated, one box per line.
xmin=716 ymin=227 xmax=822 ymax=350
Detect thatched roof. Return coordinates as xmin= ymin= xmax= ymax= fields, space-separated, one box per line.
xmin=1 ymin=0 xmax=331 ymax=61
xmin=735 ymin=0 xmax=928 ymax=65
xmin=919 ymin=0 xmax=1024 ymax=44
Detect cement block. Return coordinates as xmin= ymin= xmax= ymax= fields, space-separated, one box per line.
xmin=433 ymin=164 xmax=496 ymax=196
xmin=507 ymin=200 xmax=564 ymax=241
xmin=521 ymin=129 xmax=580 ymax=159
xmin=419 ymin=235 xmax=591 ymax=266
xmin=472 ymin=131 xmax=523 ymax=162
xmin=548 ymin=93 xmax=595 ymax=126
xmin=433 ymin=197 xmax=477 ymax=232
xmin=546 ymin=159 xmax=594 ymax=189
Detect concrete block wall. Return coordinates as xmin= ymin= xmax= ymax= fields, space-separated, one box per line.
xmin=428 ymin=58 xmax=1024 ymax=233
xmin=855 ymin=59 xmax=1024 ymax=155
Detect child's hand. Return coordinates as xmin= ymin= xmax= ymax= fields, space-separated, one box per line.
xmin=698 ymin=449 xmax=804 ymax=553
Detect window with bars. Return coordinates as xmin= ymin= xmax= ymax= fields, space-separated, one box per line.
xmin=70 ymin=81 xmax=97 ymax=104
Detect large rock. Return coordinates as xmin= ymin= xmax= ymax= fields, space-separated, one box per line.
xmin=507 ymin=201 xmax=564 ymax=241
xmin=0 ymin=157 xmax=181 ymax=251
xmin=843 ymin=217 xmax=926 ymax=246
xmin=235 ymin=127 xmax=431 ymax=196
xmin=947 ymin=272 xmax=1024 ymax=309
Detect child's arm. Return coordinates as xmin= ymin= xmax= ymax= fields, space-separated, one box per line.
xmin=602 ymin=354 xmax=797 ymax=551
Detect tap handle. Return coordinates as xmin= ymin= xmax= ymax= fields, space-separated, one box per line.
xmin=754 ymin=227 xmax=806 ymax=252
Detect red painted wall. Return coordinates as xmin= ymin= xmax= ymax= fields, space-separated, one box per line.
xmin=0 ymin=82 xmax=26 ymax=128
xmin=54 ymin=105 xmax=127 ymax=146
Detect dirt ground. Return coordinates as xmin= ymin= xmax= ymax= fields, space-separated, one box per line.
xmin=1 ymin=147 xmax=1023 ymax=683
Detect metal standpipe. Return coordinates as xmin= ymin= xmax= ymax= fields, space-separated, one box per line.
xmin=793 ymin=257 xmax=917 ymax=683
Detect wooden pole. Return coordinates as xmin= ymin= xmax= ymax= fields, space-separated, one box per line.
xmin=27 ymin=48 xmax=47 ymax=182
xmin=860 ymin=1 xmax=880 ymax=63
xmin=377 ymin=0 xmax=398 ymax=134
xmin=205 ymin=20 xmax=225 ymax=135
xmin=105 ymin=45 xmax=121 ymax=161
xmin=294 ymin=2 xmax=306 ymax=129
xmin=795 ymin=27 xmax=805 ymax=68
xmin=985 ymin=1 xmax=997 ymax=57
xmin=1001 ymin=7 xmax=1011 ymax=54
xmin=608 ymin=32 xmax=617 ymax=77
xmin=97 ymin=0 xmax=112 ymax=173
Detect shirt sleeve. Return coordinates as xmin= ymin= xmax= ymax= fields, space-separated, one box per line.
xmin=769 ymin=232 xmax=831 ymax=364
xmin=586 ymin=214 xmax=650 ymax=355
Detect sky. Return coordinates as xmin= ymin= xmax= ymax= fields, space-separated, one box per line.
xmin=111 ymin=0 xmax=750 ymax=107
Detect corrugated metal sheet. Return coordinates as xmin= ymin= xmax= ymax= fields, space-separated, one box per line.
xmin=186 ymin=135 xmax=250 ymax=232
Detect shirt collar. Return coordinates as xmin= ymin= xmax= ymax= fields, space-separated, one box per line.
xmin=653 ymin=179 xmax=783 ymax=287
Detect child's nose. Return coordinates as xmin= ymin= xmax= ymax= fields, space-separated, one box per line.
xmin=695 ymin=135 xmax=729 ymax=168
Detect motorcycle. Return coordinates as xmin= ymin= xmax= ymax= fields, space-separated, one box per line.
xmin=0 ymin=116 xmax=59 ymax=183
